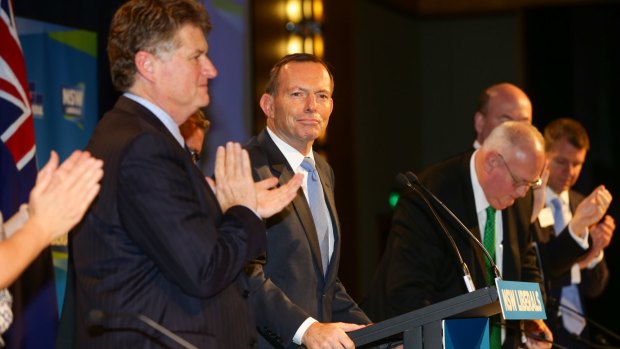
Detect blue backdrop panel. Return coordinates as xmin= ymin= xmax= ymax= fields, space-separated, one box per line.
xmin=201 ymin=0 xmax=249 ymax=175
xmin=17 ymin=17 xmax=97 ymax=314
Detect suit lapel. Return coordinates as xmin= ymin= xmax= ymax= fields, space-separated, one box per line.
xmin=315 ymin=155 xmax=338 ymax=277
xmin=118 ymin=97 xmax=222 ymax=219
xmin=257 ymin=131 xmax=326 ymax=276
xmin=501 ymin=208 xmax=520 ymax=282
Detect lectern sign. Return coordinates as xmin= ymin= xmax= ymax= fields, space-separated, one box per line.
xmin=496 ymin=279 xmax=546 ymax=320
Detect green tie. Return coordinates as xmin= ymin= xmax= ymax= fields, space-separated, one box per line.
xmin=483 ymin=206 xmax=496 ymax=284
xmin=483 ymin=206 xmax=501 ymax=349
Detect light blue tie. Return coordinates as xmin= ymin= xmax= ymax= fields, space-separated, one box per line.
xmin=551 ymin=197 xmax=566 ymax=233
xmin=300 ymin=157 xmax=330 ymax=275
xmin=550 ymin=197 xmax=586 ymax=335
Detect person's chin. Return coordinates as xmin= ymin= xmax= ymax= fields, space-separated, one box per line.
xmin=496 ymin=199 xmax=513 ymax=210
xmin=198 ymin=95 xmax=210 ymax=107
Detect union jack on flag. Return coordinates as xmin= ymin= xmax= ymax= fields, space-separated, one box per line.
xmin=1 ymin=0 xmax=58 ymax=347
xmin=1 ymin=0 xmax=37 ymax=187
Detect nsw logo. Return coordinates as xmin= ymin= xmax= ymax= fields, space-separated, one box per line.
xmin=61 ymin=82 xmax=86 ymax=128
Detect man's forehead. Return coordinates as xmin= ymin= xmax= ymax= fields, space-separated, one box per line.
xmin=176 ymin=25 xmax=208 ymax=48
xmin=547 ymin=139 xmax=587 ymax=157
xmin=278 ymin=65 xmax=332 ymax=91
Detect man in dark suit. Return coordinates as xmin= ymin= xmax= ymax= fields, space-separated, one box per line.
xmin=534 ymin=118 xmax=613 ymax=349
xmin=58 ymin=1 xmax=302 ymax=348
xmin=361 ymin=121 xmax=553 ymax=348
xmin=246 ymin=54 xmax=370 ymax=349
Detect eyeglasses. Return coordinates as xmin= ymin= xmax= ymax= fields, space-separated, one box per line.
xmin=497 ymin=153 xmax=542 ymax=190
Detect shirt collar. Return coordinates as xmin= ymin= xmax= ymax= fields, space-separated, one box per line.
xmin=546 ymin=186 xmax=570 ymax=206
xmin=470 ymin=150 xmax=492 ymax=215
xmin=266 ymin=127 xmax=314 ymax=171
xmin=124 ymin=92 xmax=185 ymax=147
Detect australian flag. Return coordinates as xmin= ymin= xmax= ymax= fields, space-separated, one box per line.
xmin=1 ymin=0 xmax=58 ymax=347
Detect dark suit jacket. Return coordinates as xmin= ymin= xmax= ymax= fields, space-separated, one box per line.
xmin=245 ymin=130 xmax=370 ymax=348
xmin=533 ymin=190 xmax=609 ymax=343
xmin=58 ymin=96 xmax=266 ymax=348
xmin=361 ymin=151 xmax=543 ymax=348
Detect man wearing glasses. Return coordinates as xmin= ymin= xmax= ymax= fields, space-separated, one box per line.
xmin=362 ymin=121 xmax=553 ymax=348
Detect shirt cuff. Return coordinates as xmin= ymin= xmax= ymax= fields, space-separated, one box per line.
xmin=570 ymin=263 xmax=581 ymax=284
xmin=568 ymin=224 xmax=589 ymax=249
xmin=587 ymin=250 xmax=605 ymax=269
xmin=293 ymin=317 xmax=318 ymax=345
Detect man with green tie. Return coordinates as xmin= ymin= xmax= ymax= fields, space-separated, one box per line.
xmin=362 ymin=121 xmax=553 ymax=348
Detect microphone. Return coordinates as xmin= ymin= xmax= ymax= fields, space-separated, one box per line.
xmin=88 ymin=309 xmax=199 ymax=349
xmin=396 ymin=173 xmax=476 ymax=292
xmin=404 ymin=171 xmax=502 ymax=282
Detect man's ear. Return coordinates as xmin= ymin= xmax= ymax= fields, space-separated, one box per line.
xmin=474 ymin=112 xmax=485 ymax=139
xmin=259 ymin=93 xmax=274 ymax=119
xmin=484 ymin=150 xmax=500 ymax=174
xmin=135 ymin=51 xmax=156 ymax=81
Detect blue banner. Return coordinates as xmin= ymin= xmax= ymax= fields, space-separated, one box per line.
xmin=17 ymin=17 xmax=97 ymax=315
xmin=17 ymin=17 xmax=97 ymax=164
xmin=200 ymin=0 xmax=249 ymax=175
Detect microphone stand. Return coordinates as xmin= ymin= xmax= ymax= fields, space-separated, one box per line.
xmin=405 ymin=171 xmax=502 ymax=281
xmin=396 ymin=173 xmax=476 ymax=292
xmin=571 ymin=334 xmax=620 ymax=349
xmin=89 ymin=309 xmax=199 ymax=349
xmin=554 ymin=300 xmax=620 ymax=344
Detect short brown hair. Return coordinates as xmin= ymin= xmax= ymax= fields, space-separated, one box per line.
xmin=544 ymin=118 xmax=590 ymax=152
xmin=265 ymin=53 xmax=334 ymax=95
xmin=108 ymin=0 xmax=211 ymax=91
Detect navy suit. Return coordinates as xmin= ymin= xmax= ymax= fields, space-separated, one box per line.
xmin=245 ymin=129 xmax=370 ymax=348
xmin=534 ymin=190 xmax=609 ymax=349
xmin=58 ymin=96 xmax=266 ymax=348
xmin=361 ymin=151 xmax=543 ymax=348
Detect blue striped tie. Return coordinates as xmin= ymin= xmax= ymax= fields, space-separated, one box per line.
xmin=300 ymin=157 xmax=330 ymax=275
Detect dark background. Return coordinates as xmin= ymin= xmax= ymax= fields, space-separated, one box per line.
xmin=15 ymin=0 xmax=620 ymax=339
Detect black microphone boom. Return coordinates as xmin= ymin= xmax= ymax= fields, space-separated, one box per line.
xmin=88 ymin=309 xmax=199 ymax=349
xmin=396 ymin=173 xmax=476 ymax=292
xmin=404 ymin=171 xmax=502 ymax=282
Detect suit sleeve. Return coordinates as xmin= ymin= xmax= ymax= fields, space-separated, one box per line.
xmin=532 ymin=223 xmax=588 ymax=280
xmin=581 ymin=258 xmax=609 ymax=298
xmin=246 ymin=258 xmax=310 ymax=347
xmin=319 ymin=160 xmax=369 ymax=324
xmin=117 ymin=133 xmax=266 ymax=298
xmin=330 ymin=277 xmax=370 ymax=323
